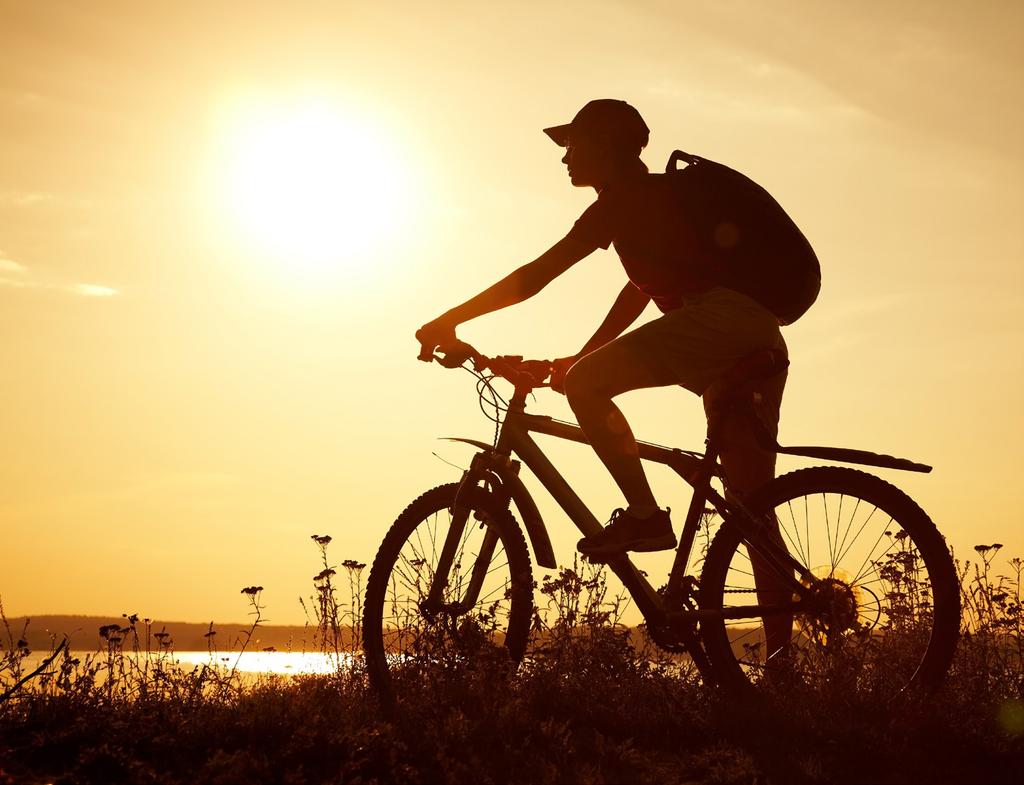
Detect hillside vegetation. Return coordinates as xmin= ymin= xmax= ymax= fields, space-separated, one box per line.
xmin=1 ymin=540 xmax=1023 ymax=785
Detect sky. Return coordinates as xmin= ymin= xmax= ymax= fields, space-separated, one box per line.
xmin=2 ymin=0 xmax=1022 ymax=627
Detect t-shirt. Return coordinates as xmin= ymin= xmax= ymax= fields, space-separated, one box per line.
xmin=567 ymin=173 xmax=717 ymax=313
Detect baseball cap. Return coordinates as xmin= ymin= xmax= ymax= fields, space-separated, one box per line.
xmin=543 ymin=99 xmax=650 ymax=149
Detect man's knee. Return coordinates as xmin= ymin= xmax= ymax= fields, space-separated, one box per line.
xmin=563 ymin=356 xmax=606 ymax=404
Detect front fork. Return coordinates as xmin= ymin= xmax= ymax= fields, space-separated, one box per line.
xmin=423 ymin=453 xmax=505 ymax=615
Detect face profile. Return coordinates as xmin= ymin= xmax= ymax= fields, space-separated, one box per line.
xmin=548 ymin=100 xmax=651 ymax=191
xmin=560 ymin=132 xmax=620 ymax=189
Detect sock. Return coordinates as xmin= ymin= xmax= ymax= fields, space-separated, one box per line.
xmin=625 ymin=504 xmax=659 ymax=519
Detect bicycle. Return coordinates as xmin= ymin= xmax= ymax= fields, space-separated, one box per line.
xmin=363 ymin=341 xmax=960 ymax=703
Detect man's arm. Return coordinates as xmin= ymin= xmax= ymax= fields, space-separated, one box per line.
xmin=575 ymin=282 xmax=650 ymax=357
xmin=417 ymin=235 xmax=597 ymax=352
xmin=549 ymin=282 xmax=650 ymax=391
xmin=438 ymin=235 xmax=596 ymax=326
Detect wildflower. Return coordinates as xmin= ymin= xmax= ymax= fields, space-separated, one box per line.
xmin=99 ymin=624 xmax=121 ymax=640
xmin=314 ymin=568 xmax=337 ymax=582
xmin=974 ymin=543 xmax=1003 ymax=554
xmin=342 ymin=559 xmax=367 ymax=571
xmin=311 ymin=534 xmax=332 ymax=546
xmin=240 ymin=586 xmax=264 ymax=596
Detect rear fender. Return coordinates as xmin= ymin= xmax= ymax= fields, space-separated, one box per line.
xmin=442 ymin=438 xmax=557 ymax=569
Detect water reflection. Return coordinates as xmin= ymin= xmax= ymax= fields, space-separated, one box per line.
xmin=173 ymin=651 xmax=355 ymax=674
xmin=20 ymin=650 xmax=356 ymax=676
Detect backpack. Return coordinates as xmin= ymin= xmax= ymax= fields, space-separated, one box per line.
xmin=665 ymin=150 xmax=821 ymax=325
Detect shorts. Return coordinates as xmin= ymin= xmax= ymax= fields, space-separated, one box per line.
xmin=610 ymin=285 xmax=788 ymax=439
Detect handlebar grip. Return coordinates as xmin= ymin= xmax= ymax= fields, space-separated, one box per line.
xmin=431 ymin=339 xmax=476 ymax=368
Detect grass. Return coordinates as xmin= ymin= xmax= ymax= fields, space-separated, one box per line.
xmin=1 ymin=538 xmax=1023 ymax=785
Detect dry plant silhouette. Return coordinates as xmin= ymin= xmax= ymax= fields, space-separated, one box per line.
xmin=1 ymin=538 xmax=1023 ymax=784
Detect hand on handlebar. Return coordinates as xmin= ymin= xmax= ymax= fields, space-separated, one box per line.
xmin=548 ymin=355 xmax=578 ymax=395
xmin=415 ymin=313 xmax=563 ymax=390
xmin=415 ymin=332 xmax=555 ymax=390
xmin=415 ymin=317 xmax=459 ymax=362
xmin=492 ymin=357 xmax=553 ymax=387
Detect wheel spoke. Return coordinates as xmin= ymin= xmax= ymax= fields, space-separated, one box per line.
xmin=784 ymin=500 xmax=807 ymax=567
xmin=833 ymin=496 xmax=860 ymax=570
xmin=834 ymin=503 xmax=881 ymax=570
xmin=851 ymin=516 xmax=897 ymax=585
xmin=778 ymin=512 xmax=808 ymax=571
xmin=824 ymin=492 xmax=836 ymax=574
xmin=803 ymin=494 xmax=811 ymax=573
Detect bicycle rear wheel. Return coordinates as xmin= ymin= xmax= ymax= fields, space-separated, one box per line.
xmin=363 ymin=483 xmax=534 ymax=700
xmin=699 ymin=466 xmax=959 ymax=698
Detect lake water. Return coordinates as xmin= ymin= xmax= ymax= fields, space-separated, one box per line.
xmin=13 ymin=649 xmax=355 ymax=677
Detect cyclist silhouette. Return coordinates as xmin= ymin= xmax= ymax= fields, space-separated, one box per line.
xmin=417 ymin=99 xmax=796 ymax=650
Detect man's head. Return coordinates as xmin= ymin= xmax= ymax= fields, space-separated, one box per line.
xmin=543 ymin=99 xmax=649 ymax=189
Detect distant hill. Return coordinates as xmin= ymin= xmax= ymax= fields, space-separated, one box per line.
xmin=5 ymin=615 xmax=707 ymax=656
xmin=3 ymin=615 xmax=341 ymax=652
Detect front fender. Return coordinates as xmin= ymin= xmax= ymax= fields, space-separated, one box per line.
xmin=441 ymin=438 xmax=557 ymax=569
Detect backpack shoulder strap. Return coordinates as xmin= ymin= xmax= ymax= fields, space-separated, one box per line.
xmin=667 ymin=149 xmax=739 ymax=174
xmin=665 ymin=149 xmax=700 ymax=172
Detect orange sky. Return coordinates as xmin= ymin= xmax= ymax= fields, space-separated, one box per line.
xmin=2 ymin=1 xmax=1022 ymax=626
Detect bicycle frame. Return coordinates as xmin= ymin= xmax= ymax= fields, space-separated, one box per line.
xmin=442 ymin=383 xmax=817 ymax=637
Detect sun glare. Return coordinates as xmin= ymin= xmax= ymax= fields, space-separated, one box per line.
xmin=215 ymin=98 xmax=414 ymax=276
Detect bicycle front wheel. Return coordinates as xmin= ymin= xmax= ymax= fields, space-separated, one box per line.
xmin=363 ymin=483 xmax=534 ymax=699
xmin=700 ymin=466 xmax=959 ymax=698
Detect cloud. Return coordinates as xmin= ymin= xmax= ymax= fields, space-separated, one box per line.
xmin=0 ymin=86 xmax=45 ymax=107
xmin=0 ymin=190 xmax=55 ymax=207
xmin=0 ymin=256 xmax=119 ymax=297
xmin=0 ymin=252 xmax=26 ymax=273
xmin=69 ymin=283 xmax=119 ymax=297
xmin=0 ymin=251 xmax=29 ymax=285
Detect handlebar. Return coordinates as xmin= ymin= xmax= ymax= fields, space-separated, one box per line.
xmin=418 ymin=337 xmax=553 ymax=391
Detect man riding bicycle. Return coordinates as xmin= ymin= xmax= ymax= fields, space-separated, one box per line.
xmin=417 ymin=100 xmax=816 ymax=655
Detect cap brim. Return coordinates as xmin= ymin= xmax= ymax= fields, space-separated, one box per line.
xmin=543 ymin=123 xmax=571 ymax=147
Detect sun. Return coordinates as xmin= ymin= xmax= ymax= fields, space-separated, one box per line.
xmin=215 ymin=97 xmax=414 ymax=275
